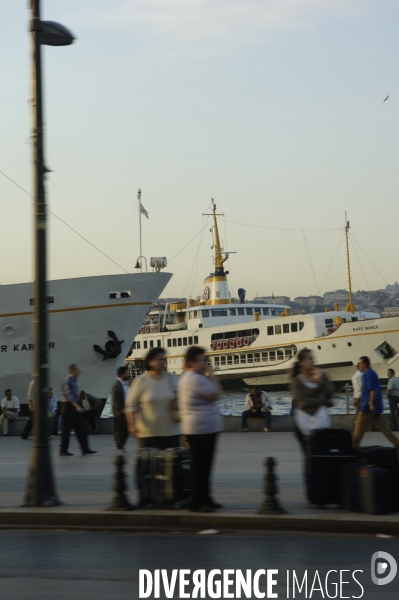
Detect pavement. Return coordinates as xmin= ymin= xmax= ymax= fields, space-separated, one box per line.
xmin=1 ymin=530 xmax=398 ymax=599
xmin=1 ymin=432 xmax=399 ymax=534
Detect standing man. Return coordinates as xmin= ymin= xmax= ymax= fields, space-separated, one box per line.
xmin=60 ymin=364 xmax=97 ymax=456
xmin=240 ymin=386 xmax=273 ymax=432
xmin=351 ymin=362 xmax=363 ymax=412
xmin=111 ymin=366 xmax=130 ymax=452
xmin=387 ymin=368 xmax=399 ymax=431
xmin=0 ymin=389 xmax=20 ymax=436
xmin=353 ymin=356 xmax=399 ymax=448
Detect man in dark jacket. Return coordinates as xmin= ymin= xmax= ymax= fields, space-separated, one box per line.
xmin=111 ymin=366 xmax=130 ymax=452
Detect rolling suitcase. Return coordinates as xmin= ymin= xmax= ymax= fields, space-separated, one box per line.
xmin=306 ymin=428 xmax=355 ymax=506
xmin=356 ymin=446 xmax=399 ymax=511
xmin=135 ymin=447 xmax=158 ymax=507
xmin=342 ymin=462 xmax=391 ymax=515
xmin=154 ymin=448 xmax=191 ymax=508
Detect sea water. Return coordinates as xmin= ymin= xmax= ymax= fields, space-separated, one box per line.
xmin=101 ymin=390 xmax=390 ymax=418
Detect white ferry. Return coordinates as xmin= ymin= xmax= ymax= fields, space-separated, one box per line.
xmin=0 ymin=269 xmax=171 ymax=405
xmin=127 ymin=202 xmax=398 ymax=388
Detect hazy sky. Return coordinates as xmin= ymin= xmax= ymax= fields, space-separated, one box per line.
xmin=2 ymin=1 xmax=398 ymax=301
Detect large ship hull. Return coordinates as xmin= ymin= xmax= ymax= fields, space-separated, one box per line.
xmin=0 ymin=272 xmax=171 ymax=404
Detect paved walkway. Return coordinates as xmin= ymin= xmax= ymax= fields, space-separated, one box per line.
xmin=1 ymin=432 xmax=398 ymax=532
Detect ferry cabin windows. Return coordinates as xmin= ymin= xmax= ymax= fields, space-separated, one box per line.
xmin=246 ymin=308 xmax=253 ymax=315
xmin=150 ymin=340 xmax=154 ymax=349
xmin=262 ymin=308 xmax=270 ymax=316
xmin=144 ymin=341 xmax=148 ymax=349
xmin=291 ymin=323 xmax=298 ymax=333
xmin=238 ymin=308 xmax=244 ymax=316
xmin=267 ymin=326 xmax=274 ymax=336
xmin=167 ymin=335 xmax=198 ymax=349
xmin=283 ymin=324 xmax=289 ymax=334
xmin=178 ymin=339 xmax=182 ymax=347
xmin=167 ymin=339 xmax=171 ymax=348
xmin=211 ymin=309 xmax=228 ymax=317
xmin=229 ymin=308 xmax=236 ymax=316
xmin=275 ymin=325 xmax=281 ymax=335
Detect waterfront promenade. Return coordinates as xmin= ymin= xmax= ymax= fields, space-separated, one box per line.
xmin=1 ymin=432 xmax=399 ymax=534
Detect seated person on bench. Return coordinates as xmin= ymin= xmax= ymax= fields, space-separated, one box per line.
xmin=241 ymin=386 xmax=272 ymax=432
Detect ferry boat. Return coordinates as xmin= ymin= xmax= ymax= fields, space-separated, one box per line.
xmin=127 ymin=201 xmax=399 ymax=388
xmin=0 ymin=269 xmax=171 ymax=406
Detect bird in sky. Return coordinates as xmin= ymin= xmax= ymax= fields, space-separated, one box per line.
xmin=383 ymin=95 xmax=390 ymax=102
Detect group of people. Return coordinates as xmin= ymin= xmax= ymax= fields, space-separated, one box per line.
xmin=290 ymin=348 xmax=399 ymax=450
xmin=111 ymin=346 xmax=223 ymax=513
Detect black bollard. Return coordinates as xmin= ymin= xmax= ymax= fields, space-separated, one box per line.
xmin=105 ymin=454 xmax=135 ymax=511
xmin=258 ymin=456 xmax=287 ymax=515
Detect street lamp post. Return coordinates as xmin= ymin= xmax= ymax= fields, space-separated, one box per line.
xmin=24 ymin=0 xmax=74 ymax=507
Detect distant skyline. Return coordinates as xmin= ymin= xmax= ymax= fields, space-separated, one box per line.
xmin=1 ymin=1 xmax=398 ymax=300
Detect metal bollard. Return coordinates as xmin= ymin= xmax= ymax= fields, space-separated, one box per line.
xmin=105 ymin=454 xmax=135 ymax=511
xmin=258 ymin=457 xmax=287 ymax=515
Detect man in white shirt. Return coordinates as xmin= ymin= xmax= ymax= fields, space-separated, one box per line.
xmin=0 ymin=389 xmax=20 ymax=435
xmin=387 ymin=368 xmax=399 ymax=431
xmin=352 ymin=363 xmax=363 ymax=412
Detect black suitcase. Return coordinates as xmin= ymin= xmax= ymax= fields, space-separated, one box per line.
xmin=154 ymin=448 xmax=191 ymax=508
xmin=343 ymin=462 xmax=390 ymax=515
xmin=135 ymin=447 xmax=158 ymax=507
xmin=356 ymin=446 xmax=399 ymax=511
xmin=306 ymin=428 xmax=355 ymax=506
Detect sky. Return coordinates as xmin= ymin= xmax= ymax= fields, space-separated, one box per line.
xmin=1 ymin=0 xmax=399 ymax=301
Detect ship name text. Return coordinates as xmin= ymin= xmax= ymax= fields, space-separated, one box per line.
xmin=0 ymin=343 xmax=55 ymax=353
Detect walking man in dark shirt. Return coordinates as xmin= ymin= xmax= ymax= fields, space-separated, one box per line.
xmin=111 ymin=366 xmax=130 ymax=452
xmin=240 ymin=386 xmax=272 ymax=432
xmin=60 ymin=364 xmax=97 ymax=456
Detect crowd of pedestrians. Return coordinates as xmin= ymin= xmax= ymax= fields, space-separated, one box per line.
xmin=2 ymin=340 xmax=399 ymax=512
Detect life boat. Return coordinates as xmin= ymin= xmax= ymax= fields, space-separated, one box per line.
xmin=236 ymin=338 xmax=242 ymax=348
xmin=229 ymin=339 xmax=236 ymax=349
xmin=216 ymin=341 xmax=222 ymax=350
xmin=243 ymin=337 xmax=250 ymax=346
xmin=210 ymin=342 xmax=216 ymax=351
xmin=222 ymin=340 xmax=229 ymax=349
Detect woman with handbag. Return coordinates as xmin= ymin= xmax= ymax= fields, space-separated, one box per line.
xmin=125 ymin=347 xmax=180 ymax=450
xmin=291 ymin=348 xmax=334 ymax=449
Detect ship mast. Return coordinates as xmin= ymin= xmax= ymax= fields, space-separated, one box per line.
xmin=211 ymin=199 xmax=227 ymax=271
xmin=345 ymin=215 xmax=356 ymax=313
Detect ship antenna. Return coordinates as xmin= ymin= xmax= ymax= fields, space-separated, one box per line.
xmin=345 ymin=213 xmax=356 ymax=313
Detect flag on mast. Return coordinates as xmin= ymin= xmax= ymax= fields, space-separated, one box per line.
xmin=140 ymin=202 xmax=149 ymax=219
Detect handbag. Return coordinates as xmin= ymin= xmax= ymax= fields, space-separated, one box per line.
xmin=294 ymin=405 xmax=332 ymax=436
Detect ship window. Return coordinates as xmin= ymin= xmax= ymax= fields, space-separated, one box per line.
xmin=194 ymin=311 xmax=197 ymax=318
xmin=271 ymin=308 xmax=281 ymax=316
xmin=30 ymin=296 xmax=55 ymax=305
xmin=188 ymin=337 xmax=193 ymax=345
xmin=215 ymin=357 xmax=220 ymax=366
xmin=247 ymin=353 xmax=254 ymax=363
xmin=246 ymin=308 xmax=253 ymax=315
xmin=277 ymin=350 xmax=284 ymax=361
xmin=262 ymin=308 xmax=270 ymax=315
xmin=216 ymin=292 xmax=220 ymax=297
xmin=227 ymin=355 xmax=233 ymax=365
xmin=120 ymin=291 xmax=131 ymax=298
xmin=183 ymin=337 xmax=187 ymax=346
xmin=299 ymin=322 xmax=304 ymax=331
xmin=202 ymin=310 xmax=209 ymax=317
xmin=275 ymin=325 xmax=282 ymax=334
xmin=172 ymin=339 xmax=177 ymax=347
xmin=229 ymin=308 xmax=236 ymax=316
xmin=291 ymin=322 xmax=298 ymax=333
xmin=283 ymin=324 xmax=289 ymax=334
xmin=269 ymin=351 xmax=276 ymax=361
xmin=238 ymin=308 xmax=245 ymax=316
xmin=109 ymin=292 xmax=117 ymax=299
xmin=262 ymin=352 xmax=268 ymax=362
xmin=150 ymin=340 xmax=154 ymax=348
xmin=240 ymin=354 xmax=246 ymax=364
xmin=220 ymin=356 xmax=226 ymax=366
xmin=132 ymin=342 xmax=136 ymax=349
xmin=267 ymin=326 xmax=274 ymax=336
xmin=178 ymin=338 xmax=182 ymax=346
xmin=157 ymin=340 xmax=161 ymax=348
xmin=254 ymin=353 xmax=261 ymax=363
xmin=194 ymin=336 xmax=199 ymax=344
xmin=167 ymin=339 xmax=171 ymax=348
xmin=143 ymin=341 xmax=148 ymax=349
xmin=211 ymin=309 xmax=228 ymax=317
xmin=325 ymin=319 xmax=333 ymax=326
xmin=285 ymin=348 xmax=293 ymax=358
xmin=234 ymin=355 xmax=239 ymax=364
xmin=137 ymin=342 xmax=141 ymax=350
